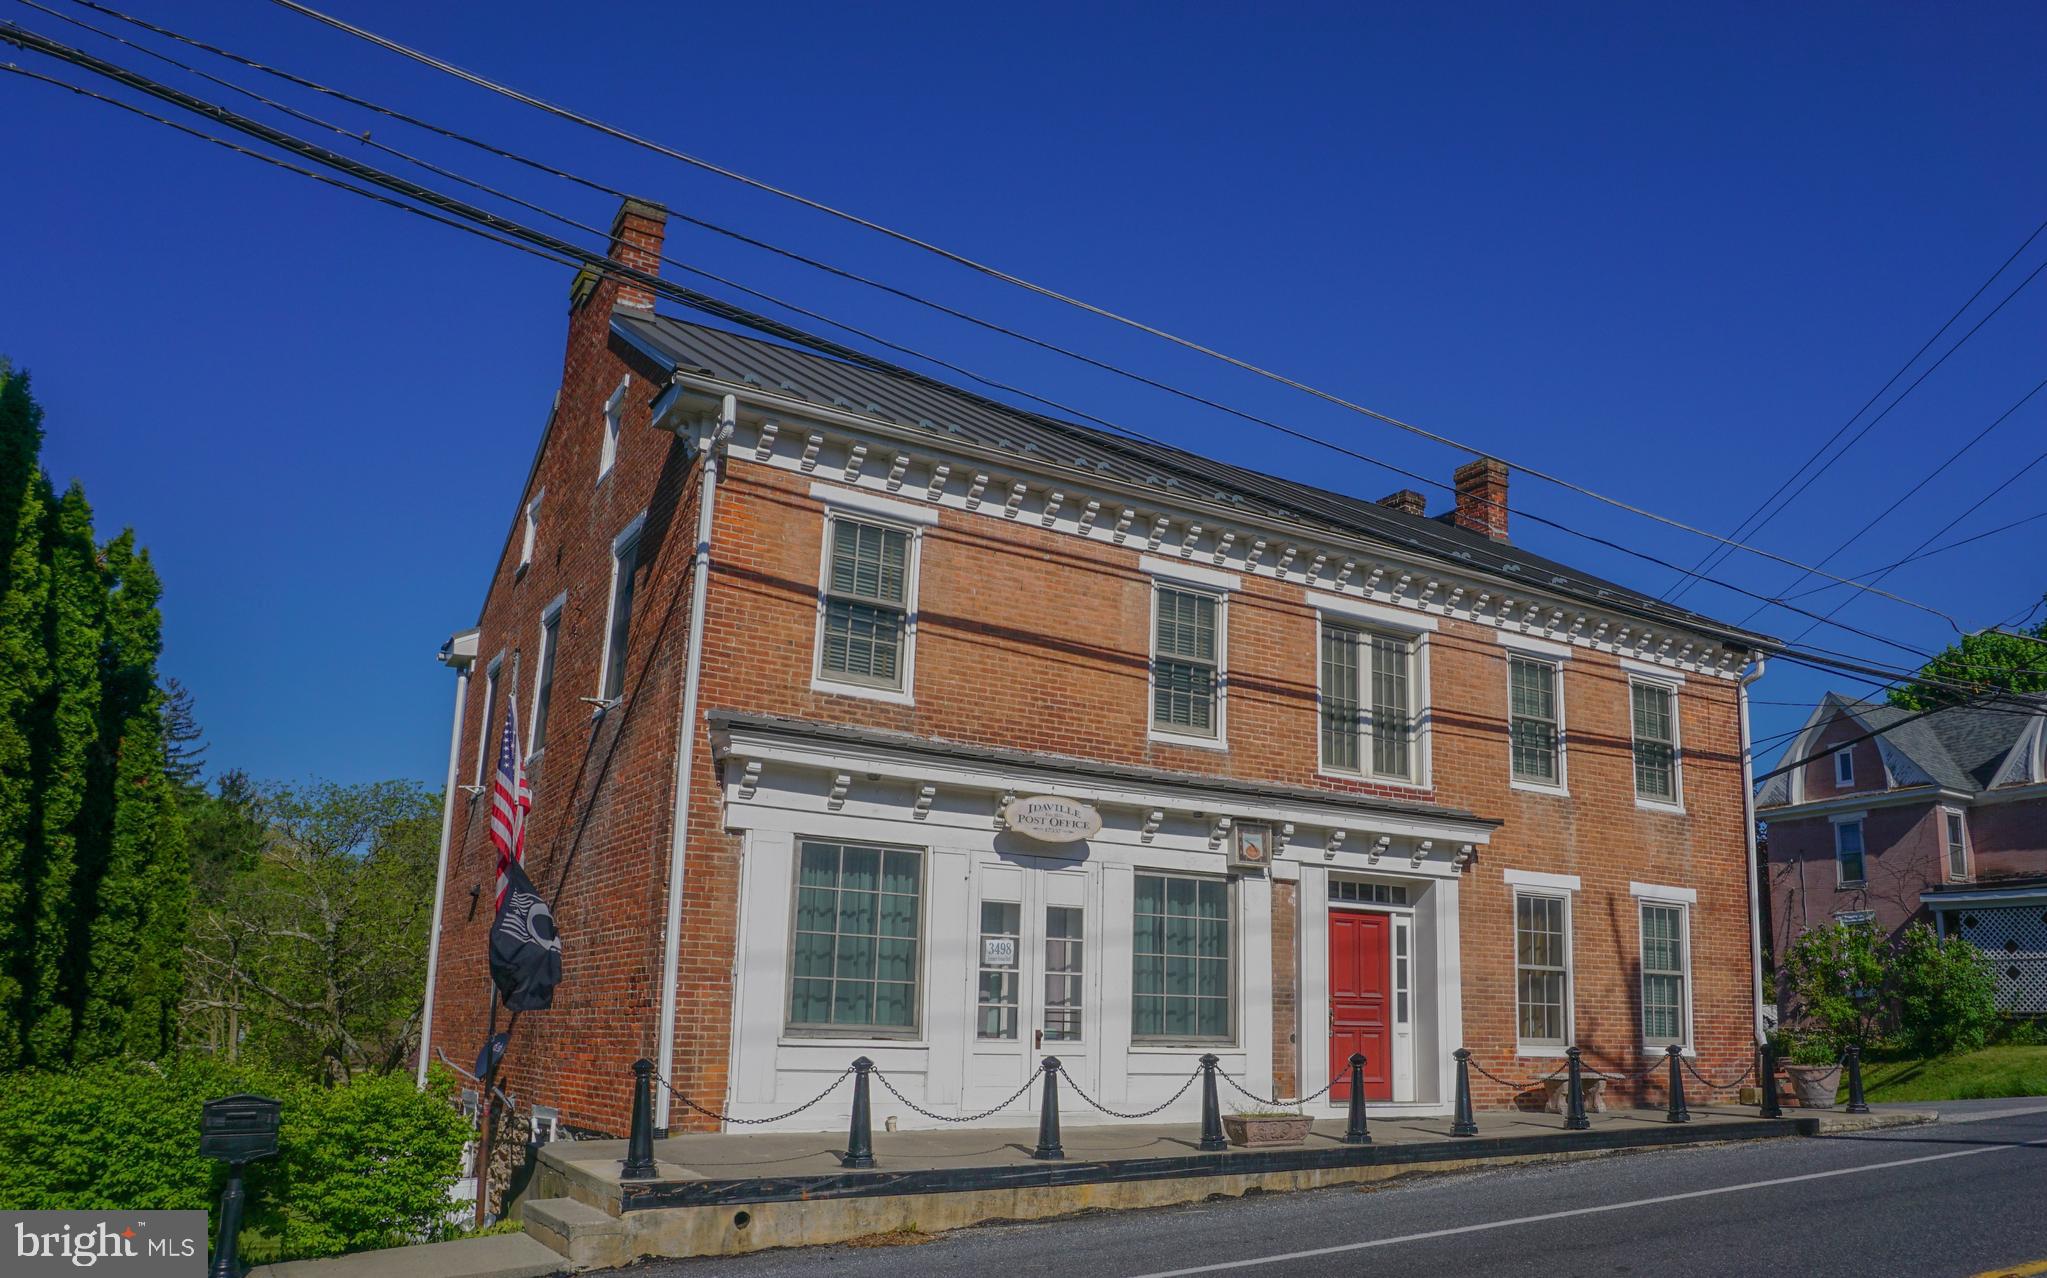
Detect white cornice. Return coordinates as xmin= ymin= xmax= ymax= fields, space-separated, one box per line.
xmin=663 ymin=375 xmax=1760 ymax=681
xmin=1758 ymin=784 xmax=1970 ymax=822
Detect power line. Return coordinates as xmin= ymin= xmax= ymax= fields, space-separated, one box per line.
xmin=5 ymin=19 xmax=1999 ymax=688
xmin=1662 ymin=214 xmax=2047 ymax=604
xmin=1779 ymin=507 xmax=2047 ymax=601
xmin=1752 ymin=687 xmax=2045 ymax=786
xmin=258 ymin=0 xmax=1978 ymax=627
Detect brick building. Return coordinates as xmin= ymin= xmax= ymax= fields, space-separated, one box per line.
xmin=417 ymin=198 xmax=1778 ymax=1136
xmin=1758 ymin=691 xmax=2047 ymax=1014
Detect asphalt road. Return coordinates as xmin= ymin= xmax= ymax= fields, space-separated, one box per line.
xmin=622 ymin=1100 xmax=2047 ymax=1278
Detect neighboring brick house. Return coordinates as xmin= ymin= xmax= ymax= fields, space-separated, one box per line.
xmin=1758 ymin=691 xmax=2047 ymax=1014
xmin=415 ymin=198 xmax=1778 ymax=1137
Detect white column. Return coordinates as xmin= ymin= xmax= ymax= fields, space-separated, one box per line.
xmin=416 ymin=658 xmax=471 ymax=1089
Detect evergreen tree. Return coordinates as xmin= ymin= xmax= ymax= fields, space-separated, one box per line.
xmin=75 ymin=534 xmax=168 ymax=1062
xmin=0 ymin=364 xmax=52 ymax=1069
xmin=162 ymin=678 xmax=208 ymax=788
xmin=25 ymin=483 xmax=104 ymax=1064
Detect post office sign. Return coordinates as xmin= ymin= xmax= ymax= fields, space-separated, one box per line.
xmin=1000 ymin=796 xmax=1101 ymax=844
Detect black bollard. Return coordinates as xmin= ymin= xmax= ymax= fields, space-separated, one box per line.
xmin=1844 ymin=1044 xmax=1871 ymax=1115
xmin=1664 ymin=1044 xmax=1691 ymax=1124
xmin=842 ymin=1057 xmax=877 ymax=1169
xmin=1341 ymin=1052 xmax=1372 ymax=1145
xmin=1758 ymin=1042 xmax=1783 ymax=1119
xmin=208 ymin=1163 xmax=247 ymax=1278
xmin=1450 ymin=1049 xmax=1479 ymax=1137
xmin=1032 ymin=1057 xmax=1066 ymax=1160
xmin=1197 ymin=1054 xmax=1227 ymax=1152
xmin=622 ymin=1058 xmax=658 ymax=1179
xmin=1562 ymin=1046 xmax=1590 ymax=1131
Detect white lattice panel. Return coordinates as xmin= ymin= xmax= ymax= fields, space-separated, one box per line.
xmin=1954 ymin=906 xmax=2047 ymax=1015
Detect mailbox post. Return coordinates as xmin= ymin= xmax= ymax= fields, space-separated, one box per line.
xmin=201 ymin=1094 xmax=281 ymax=1278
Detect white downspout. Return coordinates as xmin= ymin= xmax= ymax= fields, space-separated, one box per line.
xmin=417 ymin=640 xmax=476 ymax=1088
xmin=1738 ymin=654 xmax=1770 ymax=1045
xmin=654 ymin=392 xmax=735 ymax=1129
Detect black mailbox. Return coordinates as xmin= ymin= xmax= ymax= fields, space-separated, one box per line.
xmin=200 ymin=1094 xmax=281 ymax=1164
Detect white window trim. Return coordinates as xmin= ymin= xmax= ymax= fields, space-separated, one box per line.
xmin=783 ymin=839 xmax=928 ymax=1041
xmin=1147 ymin=581 xmax=1229 ymax=750
xmin=1512 ymin=886 xmax=1575 ymax=1056
xmin=595 ymin=511 xmax=646 ymax=702
xmin=1940 ymin=806 xmax=1971 ymax=882
xmin=528 ymin=593 xmax=566 ymax=758
xmin=1629 ymin=675 xmax=1685 ymax=814
xmin=809 ymin=480 xmax=940 ymax=526
xmin=518 ymin=489 xmax=543 ymax=571
xmin=1628 ymin=881 xmax=1697 ymax=905
xmin=1833 ymin=816 xmax=1867 ymax=888
xmin=1505 ymin=652 xmax=1569 ymax=797
xmin=1313 ymin=608 xmax=1432 ymax=790
xmin=1495 ymin=630 xmax=1572 ymax=660
xmin=472 ymin=650 xmax=505 ymax=790
xmin=810 ymin=507 xmax=923 ymax=706
xmin=1139 ymin=554 xmax=1241 ymax=593
xmin=1834 ymin=748 xmax=1855 ymax=787
xmin=1130 ymin=869 xmax=1239 ymax=1047
xmin=597 ymin=377 xmax=628 ymax=482
xmin=1636 ymin=898 xmax=1694 ymax=1053
xmin=1618 ymin=655 xmax=1686 ymax=683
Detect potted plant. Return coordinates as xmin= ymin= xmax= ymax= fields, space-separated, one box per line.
xmin=1222 ymin=1107 xmax=1313 ymax=1147
xmin=1783 ymin=1036 xmax=1843 ymax=1109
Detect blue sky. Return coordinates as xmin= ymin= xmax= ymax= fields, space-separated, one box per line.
xmin=2 ymin=0 xmax=2042 ymax=786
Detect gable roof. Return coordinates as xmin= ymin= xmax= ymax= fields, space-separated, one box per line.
xmin=1757 ymin=691 xmax=2047 ymax=806
xmin=613 ymin=310 xmax=1778 ymax=653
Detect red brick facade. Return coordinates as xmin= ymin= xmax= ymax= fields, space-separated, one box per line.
xmin=423 ymin=204 xmax=1766 ymax=1134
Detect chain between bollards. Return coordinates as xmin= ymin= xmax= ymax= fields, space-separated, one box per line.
xmin=1843 ymin=1043 xmax=1871 ymax=1115
xmin=1031 ymin=1056 xmax=1065 ymax=1160
xmin=1340 ymin=1053 xmax=1371 ymax=1145
xmin=842 ymin=1056 xmax=877 ymax=1169
xmin=1196 ymin=1054 xmax=1227 ymax=1152
xmin=622 ymin=1058 xmax=659 ymax=1179
xmin=1450 ymin=1049 xmax=1478 ymax=1137
xmin=1664 ymin=1044 xmax=1691 ymax=1124
xmin=1562 ymin=1046 xmax=1590 ymax=1130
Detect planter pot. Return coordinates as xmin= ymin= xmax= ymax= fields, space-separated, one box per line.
xmin=1785 ymin=1063 xmax=1842 ymax=1110
xmin=1223 ymin=1115 xmax=1312 ymax=1148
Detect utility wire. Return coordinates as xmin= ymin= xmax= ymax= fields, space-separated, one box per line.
xmin=1663 ymin=213 xmax=2047 ymax=604
xmin=1752 ymin=686 xmax=2045 ymax=786
xmin=1779 ymin=507 xmax=2047 ymax=602
xmin=259 ymin=0 xmax=1981 ymax=626
xmin=64 ymin=0 xmax=1971 ymax=633
xmin=4 ymin=14 xmax=1976 ymax=672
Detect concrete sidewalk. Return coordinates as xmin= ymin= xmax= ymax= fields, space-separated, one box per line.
xmin=247 ymin=1231 xmax=567 ymax=1278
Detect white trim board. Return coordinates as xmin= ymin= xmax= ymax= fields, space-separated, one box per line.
xmin=1502 ymin=868 xmax=1580 ymax=893
xmin=1308 ymin=590 xmax=1437 ymax=632
xmin=1629 ymin=881 xmax=1697 ymax=904
xmin=1494 ymin=630 xmax=1572 ymax=660
xmin=809 ymin=479 xmax=941 ymax=526
xmin=1140 ymin=554 xmax=1242 ymax=593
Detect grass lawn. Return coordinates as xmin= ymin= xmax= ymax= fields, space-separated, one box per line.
xmin=1856 ymin=1046 xmax=2047 ymax=1103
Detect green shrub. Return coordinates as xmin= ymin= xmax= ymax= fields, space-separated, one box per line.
xmin=1888 ymin=924 xmax=1998 ymax=1057
xmin=0 ymin=1061 xmax=472 ymax=1262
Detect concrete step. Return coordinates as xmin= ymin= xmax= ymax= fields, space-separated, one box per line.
xmin=247 ymin=1231 xmax=568 ymax=1278
xmin=522 ymin=1197 xmax=632 ymax=1271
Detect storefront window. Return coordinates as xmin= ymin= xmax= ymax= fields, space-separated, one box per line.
xmin=1132 ymin=874 xmax=1231 ymax=1041
xmin=789 ymin=841 xmax=921 ymax=1033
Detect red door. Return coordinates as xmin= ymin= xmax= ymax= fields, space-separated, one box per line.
xmin=1329 ymin=911 xmax=1392 ymax=1102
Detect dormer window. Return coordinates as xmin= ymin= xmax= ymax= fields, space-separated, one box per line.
xmin=1834 ymin=748 xmax=1854 ymax=787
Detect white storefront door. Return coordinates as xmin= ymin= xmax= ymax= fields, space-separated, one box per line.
xmin=962 ymin=852 xmax=1099 ymax=1116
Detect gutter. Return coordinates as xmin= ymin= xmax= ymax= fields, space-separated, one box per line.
xmin=417 ymin=628 xmax=479 ymax=1088
xmin=651 ymin=389 xmax=736 ymax=1130
xmin=1738 ymin=655 xmax=1768 ymax=1043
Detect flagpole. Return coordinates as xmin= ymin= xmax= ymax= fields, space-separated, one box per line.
xmin=474 ymin=650 xmax=520 ymax=1229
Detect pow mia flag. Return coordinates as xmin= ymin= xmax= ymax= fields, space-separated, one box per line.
xmin=489 ymin=858 xmax=562 ymax=1011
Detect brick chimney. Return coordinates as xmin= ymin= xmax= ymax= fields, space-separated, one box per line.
xmin=1377 ymin=489 xmax=1427 ymax=517
xmin=608 ymin=197 xmax=668 ymax=310
xmin=1452 ymin=456 xmax=1509 ymax=540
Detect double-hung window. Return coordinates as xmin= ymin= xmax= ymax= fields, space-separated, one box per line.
xmin=819 ymin=516 xmax=912 ymax=692
xmin=1631 ymin=680 xmax=1680 ymax=805
xmin=1834 ymin=819 xmax=1866 ymax=886
xmin=1152 ymin=587 xmax=1221 ymax=739
xmin=1508 ymin=655 xmax=1562 ymax=787
xmin=1944 ymin=810 xmax=1970 ymax=881
xmin=1833 ymin=748 xmax=1854 ymax=787
xmin=599 ymin=515 xmax=643 ymax=702
xmin=1132 ymin=873 xmax=1231 ymax=1041
xmin=1639 ymin=902 xmax=1690 ymax=1048
xmin=1514 ymin=892 xmax=1570 ymax=1049
xmin=789 ymin=841 xmax=922 ymax=1033
xmin=1321 ymin=625 xmax=1417 ymax=781
xmin=529 ymin=598 xmax=563 ymax=756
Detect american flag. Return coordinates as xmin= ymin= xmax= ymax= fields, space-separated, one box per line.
xmin=490 ymin=697 xmax=532 ymax=909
